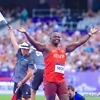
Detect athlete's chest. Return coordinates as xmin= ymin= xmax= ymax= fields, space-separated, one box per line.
xmin=51 ymin=49 xmax=66 ymax=59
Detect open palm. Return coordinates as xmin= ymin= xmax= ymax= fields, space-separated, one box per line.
xmin=90 ymin=26 xmax=100 ymax=34
xmin=17 ymin=27 xmax=26 ymax=33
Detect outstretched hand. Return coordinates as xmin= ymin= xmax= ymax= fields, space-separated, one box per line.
xmin=90 ymin=26 xmax=100 ymax=34
xmin=17 ymin=27 xmax=26 ymax=33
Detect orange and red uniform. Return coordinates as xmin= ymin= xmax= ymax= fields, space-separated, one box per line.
xmin=44 ymin=45 xmax=67 ymax=82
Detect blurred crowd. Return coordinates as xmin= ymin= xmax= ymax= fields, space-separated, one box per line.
xmin=0 ymin=8 xmax=100 ymax=77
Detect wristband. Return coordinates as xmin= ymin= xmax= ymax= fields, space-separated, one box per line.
xmin=88 ymin=32 xmax=93 ymax=36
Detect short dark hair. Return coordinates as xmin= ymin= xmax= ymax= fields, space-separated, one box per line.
xmin=68 ymin=85 xmax=75 ymax=91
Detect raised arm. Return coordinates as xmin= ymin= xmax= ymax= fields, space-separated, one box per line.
xmin=8 ymin=26 xmax=19 ymax=53
xmin=66 ymin=27 xmax=99 ymax=52
xmin=17 ymin=27 xmax=47 ymax=52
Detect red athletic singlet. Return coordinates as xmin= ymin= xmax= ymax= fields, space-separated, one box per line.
xmin=44 ymin=45 xmax=67 ymax=82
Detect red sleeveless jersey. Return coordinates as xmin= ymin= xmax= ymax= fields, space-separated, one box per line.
xmin=44 ymin=45 xmax=67 ymax=82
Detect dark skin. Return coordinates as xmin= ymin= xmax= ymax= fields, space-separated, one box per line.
xmin=17 ymin=27 xmax=99 ymax=100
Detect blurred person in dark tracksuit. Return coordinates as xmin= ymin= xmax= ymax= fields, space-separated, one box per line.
xmin=68 ymin=85 xmax=85 ymax=100
xmin=30 ymin=47 xmax=45 ymax=100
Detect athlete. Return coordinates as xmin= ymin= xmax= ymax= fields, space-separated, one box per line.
xmin=17 ymin=27 xmax=99 ymax=100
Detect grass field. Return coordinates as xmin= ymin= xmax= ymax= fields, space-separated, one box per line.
xmin=0 ymin=95 xmax=100 ymax=100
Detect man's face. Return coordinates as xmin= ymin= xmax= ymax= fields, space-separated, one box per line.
xmin=68 ymin=89 xmax=75 ymax=99
xmin=51 ymin=32 xmax=61 ymax=45
xmin=21 ymin=48 xmax=30 ymax=56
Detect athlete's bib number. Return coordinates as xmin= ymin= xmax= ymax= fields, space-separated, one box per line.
xmin=55 ymin=65 xmax=64 ymax=74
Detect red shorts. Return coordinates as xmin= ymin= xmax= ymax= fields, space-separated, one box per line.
xmin=43 ymin=78 xmax=68 ymax=96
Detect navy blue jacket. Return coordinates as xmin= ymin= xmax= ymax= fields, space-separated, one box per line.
xmin=70 ymin=92 xmax=85 ymax=100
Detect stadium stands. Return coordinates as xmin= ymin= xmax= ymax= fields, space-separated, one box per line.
xmin=0 ymin=8 xmax=100 ymax=78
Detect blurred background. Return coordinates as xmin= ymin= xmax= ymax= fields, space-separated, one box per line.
xmin=0 ymin=0 xmax=100 ymax=99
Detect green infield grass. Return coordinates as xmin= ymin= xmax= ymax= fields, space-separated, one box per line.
xmin=0 ymin=95 xmax=100 ymax=100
